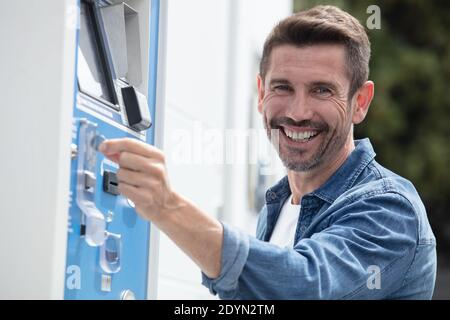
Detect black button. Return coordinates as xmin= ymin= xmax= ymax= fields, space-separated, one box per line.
xmin=266 ymin=191 xmax=277 ymax=201
xmin=122 ymin=86 xmax=151 ymax=131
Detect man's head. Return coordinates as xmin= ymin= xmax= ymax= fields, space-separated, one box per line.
xmin=260 ymin=5 xmax=371 ymax=99
xmin=258 ymin=5 xmax=374 ymax=172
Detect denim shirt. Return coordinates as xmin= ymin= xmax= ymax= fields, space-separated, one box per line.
xmin=202 ymin=139 xmax=436 ymax=299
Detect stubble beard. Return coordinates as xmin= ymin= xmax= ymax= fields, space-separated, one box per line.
xmin=264 ymin=113 xmax=352 ymax=173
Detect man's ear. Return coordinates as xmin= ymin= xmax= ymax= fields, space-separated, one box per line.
xmin=352 ymin=80 xmax=374 ymax=125
xmin=257 ymin=74 xmax=265 ymax=114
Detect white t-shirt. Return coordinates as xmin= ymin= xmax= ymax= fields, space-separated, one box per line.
xmin=269 ymin=194 xmax=301 ymax=248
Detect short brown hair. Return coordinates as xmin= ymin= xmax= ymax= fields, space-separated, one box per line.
xmin=260 ymin=5 xmax=370 ymax=98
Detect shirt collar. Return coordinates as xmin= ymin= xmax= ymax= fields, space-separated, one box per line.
xmin=266 ymin=138 xmax=376 ymax=205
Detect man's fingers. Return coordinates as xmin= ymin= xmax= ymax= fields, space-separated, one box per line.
xmin=99 ymin=138 xmax=164 ymax=161
xmin=103 ymin=152 xmax=121 ymax=164
xmin=117 ymin=152 xmax=152 ymax=171
xmin=117 ymin=181 xmax=144 ymax=204
xmin=117 ymin=168 xmax=152 ymax=188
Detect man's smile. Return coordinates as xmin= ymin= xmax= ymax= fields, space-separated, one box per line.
xmin=279 ymin=125 xmax=322 ymax=143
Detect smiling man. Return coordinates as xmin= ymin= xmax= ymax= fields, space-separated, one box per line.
xmin=99 ymin=5 xmax=436 ymax=299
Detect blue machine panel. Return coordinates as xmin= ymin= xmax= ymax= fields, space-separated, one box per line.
xmin=64 ymin=0 xmax=161 ymax=300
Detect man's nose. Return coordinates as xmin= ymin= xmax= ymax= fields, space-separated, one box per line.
xmin=285 ymin=92 xmax=314 ymax=121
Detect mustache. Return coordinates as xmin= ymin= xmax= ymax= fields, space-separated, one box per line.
xmin=269 ymin=117 xmax=329 ymax=131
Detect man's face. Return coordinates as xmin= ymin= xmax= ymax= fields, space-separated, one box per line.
xmin=258 ymin=44 xmax=356 ymax=172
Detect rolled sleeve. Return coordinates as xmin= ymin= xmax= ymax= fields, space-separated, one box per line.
xmin=201 ymin=222 xmax=249 ymax=299
xmin=203 ymin=192 xmax=420 ymax=299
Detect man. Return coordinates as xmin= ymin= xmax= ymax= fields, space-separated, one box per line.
xmin=99 ymin=5 xmax=436 ymax=299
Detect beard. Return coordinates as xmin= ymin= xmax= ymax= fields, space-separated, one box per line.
xmin=264 ymin=113 xmax=351 ymax=172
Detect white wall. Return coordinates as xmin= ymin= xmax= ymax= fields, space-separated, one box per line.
xmin=158 ymin=0 xmax=291 ymax=299
xmin=0 ymin=0 xmax=76 ymax=299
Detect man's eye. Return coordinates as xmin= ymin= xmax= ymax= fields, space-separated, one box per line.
xmin=313 ymin=87 xmax=332 ymax=96
xmin=273 ymin=85 xmax=292 ymax=93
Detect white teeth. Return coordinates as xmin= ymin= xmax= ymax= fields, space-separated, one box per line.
xmin=283 ymin=129 xmax=317 ymax=141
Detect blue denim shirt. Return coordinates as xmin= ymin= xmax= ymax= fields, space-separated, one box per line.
xmin=202 ymin=139 xmax=436 ymax=299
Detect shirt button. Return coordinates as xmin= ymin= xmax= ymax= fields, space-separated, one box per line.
xmin=267 ymin=191 xmax=277 ymax=201
xmin=300 ymin=226 xmax=307 ymax=233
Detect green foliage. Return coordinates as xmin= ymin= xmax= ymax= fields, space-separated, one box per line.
xmin=294 ymin=0 xmax=450 ymax=260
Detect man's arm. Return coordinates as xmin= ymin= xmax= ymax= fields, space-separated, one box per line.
xmin=99 ymin=138 xmax=223 ymax=278
xmin=202 ymin=191 xmax=420 ymax=299
xmin=99 ymin=138 xmax=420 ymax=299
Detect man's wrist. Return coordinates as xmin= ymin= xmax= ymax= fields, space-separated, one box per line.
xmin=151 ymin=190 xmax=186 ymax=225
